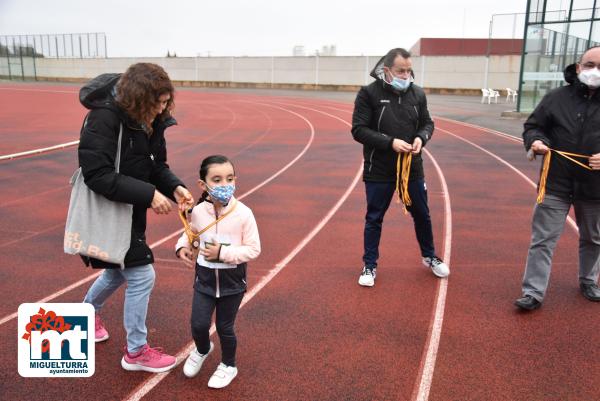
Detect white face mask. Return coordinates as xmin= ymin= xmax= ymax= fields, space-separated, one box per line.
xmin=578 ymin=67 xmax=600 ymax=89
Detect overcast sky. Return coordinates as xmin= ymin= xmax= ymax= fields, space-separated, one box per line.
xmin=0 ymin=0 xmax=531 ymax=57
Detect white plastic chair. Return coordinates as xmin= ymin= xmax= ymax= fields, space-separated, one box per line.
xmin=505 ymin=88 xmax=518 ymax=103
xmin=481 ymin=88 xmax=490 ymax=104
xmin=488 ymin=88 xmax=499 ymax=103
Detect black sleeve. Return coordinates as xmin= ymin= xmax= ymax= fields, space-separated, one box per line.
xmin=416 ymin=93 xmax=434 ymax=146
xmin=78 ymin=108 xmax=155 ymax=206
xmin=149 ymin=131 xmax=185 ymax=202
xmin=351 ymin=87 xmax=394 ymax=150
xmin=523 ymin=95 xmax=552 ymax=151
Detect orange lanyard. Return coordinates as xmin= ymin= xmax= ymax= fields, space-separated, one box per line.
xmin=178 ymin=200 xmax=238 ymax=249
xmin=536 ymin=149 xmax=592 ymax=204
xmin=395 ymin=152 xmax=412 ymax=213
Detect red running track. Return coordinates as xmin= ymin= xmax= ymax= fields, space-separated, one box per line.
xmin=0 ymin=83 xmax=598 ymax=401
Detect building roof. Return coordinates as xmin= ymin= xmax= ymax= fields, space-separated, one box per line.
xmin=410 ymin=38 xmax=523 ymax=56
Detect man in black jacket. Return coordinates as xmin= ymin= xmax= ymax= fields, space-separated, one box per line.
xmin=515 ymin=46 xmax=600 ymax=310
xmin=351 ymin=48 xmax=449 ymax=287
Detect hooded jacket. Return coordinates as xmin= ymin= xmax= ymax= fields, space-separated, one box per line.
xmin=175 ymin=196 xmax=261 ymax=298
xmin=351 ymin=56 xmax=434 ymax=182
xmin=78 ymin=73 xmax=185 ymax=269
xmin=523 ymin=64 xmax=600 ymax=200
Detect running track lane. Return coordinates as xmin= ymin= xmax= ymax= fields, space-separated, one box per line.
xmin=426 ymin=120 xmax=600 ymax=401
xmin=0 ymin=96 xmax=364 ymax=399
xmin=126 ymin=102 xmax=449 ymax=400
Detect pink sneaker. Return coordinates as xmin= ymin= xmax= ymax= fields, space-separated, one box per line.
xmin=121 ymin=344 xmax=177 ymax=373
xmin=94 ymin=315 xmax=109 ymax=343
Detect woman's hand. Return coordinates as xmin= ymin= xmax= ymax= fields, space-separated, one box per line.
xmin=176 ymin=247 xmax=196 ymax=268
xmin=174 ymin=185 xmax=194 ymax=212
xmin=151 ymin=190 xmax=172 ymax=214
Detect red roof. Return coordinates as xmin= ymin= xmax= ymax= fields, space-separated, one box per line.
xmin=410 ymin=38 xmax=523 ymax=56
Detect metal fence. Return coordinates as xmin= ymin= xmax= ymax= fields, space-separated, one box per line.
xmin=0 ymin=33 xmax=107 ymax=80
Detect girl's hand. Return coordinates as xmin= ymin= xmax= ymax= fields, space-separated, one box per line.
xmin=199 ymin=242 xmax=221 ymax=261
xmin=177 ymin=247 xmax=195 ymax=268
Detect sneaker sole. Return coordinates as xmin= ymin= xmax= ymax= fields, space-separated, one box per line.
xmin=95 ymin=334 xmax=109 ymax=343
xmin=358 ymin=279 xmax=374 ymax=287
xmin=208 ymin=370 xmax=238 ymax=389
xmin=121 ymin=357 xmax=177 ymax=373
xmin=183 ymin=342 xmax=214 ymax=378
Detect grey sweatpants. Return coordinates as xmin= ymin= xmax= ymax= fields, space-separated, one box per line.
xmin=522 ymin=194 xmax=600 ymax=301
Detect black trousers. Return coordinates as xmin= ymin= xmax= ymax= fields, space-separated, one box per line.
xmin=190 ymin=290 xmax=244 ymax=367
xmin=363 ymin=179 xmax=435 ymax=268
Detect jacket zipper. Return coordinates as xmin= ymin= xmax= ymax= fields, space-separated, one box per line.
xmin=414 ymin=105 xmax=420 ymax=130
xmin=370 ymin=106 xmax=387 ymax=174
xmin=377 ymin=106 xmax=386 ymax=131
xmin=214 ymin=207 xmax=220 ymax=298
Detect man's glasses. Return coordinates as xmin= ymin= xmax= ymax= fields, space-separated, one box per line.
xmin=580 ymin=62 xmax=600 ymax=70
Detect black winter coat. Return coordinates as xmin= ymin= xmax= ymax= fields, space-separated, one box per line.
xmin=351 ymin=57 xmax=434 ymax=182
xmin=523 ymin=64 xmax=600 ymax=200
xmin=77 ymin=73 xmax=185 ymax=268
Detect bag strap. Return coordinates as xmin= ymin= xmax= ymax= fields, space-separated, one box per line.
xmin=81 ymin=114 xmax=124 ymax=173
xmin=115 ymin=123 xmax=123 ymax=173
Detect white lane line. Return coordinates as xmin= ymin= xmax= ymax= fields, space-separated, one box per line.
xmin=0 ymin=103 xmax=315 ymax=327
xmin=0 ymin=87 xmax=78 ymax=94
xmin=0 ymin=140 xmax=80 ymax=161
xmin=124 ymin=110 xmax=362 ymax=401
xmin=411 ymin=148 xmax=452 ymax=401
xmin=245 ymin=99 xmax=456 ymax=401
xmin=437 ymin=127 xmax=578 ymax=232
xmin=434 ymin=116 xmax=522 ymax=143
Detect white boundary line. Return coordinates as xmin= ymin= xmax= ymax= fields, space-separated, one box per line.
xmin=411 ymin=149 xmax=452 ymax=401
xmin=124 ymin=105 xmax=362 ymax=401
xmin=0 ymin=140 xmax=80 ymax=161
xmin=0 ymin=87 xmax=77 ymax=94
xmin=0 ymin=103 xmax=315 ymax=327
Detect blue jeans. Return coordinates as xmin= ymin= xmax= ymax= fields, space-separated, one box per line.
xmin=83 ymin=264 xmax=156 ymax=353
xmin=363 ymin=179 xmax=435 ymax=268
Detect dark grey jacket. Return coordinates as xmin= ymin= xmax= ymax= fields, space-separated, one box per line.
xmin=523 ymin=64 xmax=600 ymax=200
xmin=351 ymin=56 xmax=434 ymax=182
xmin=78 ymin=73 xmax=185 ymax=268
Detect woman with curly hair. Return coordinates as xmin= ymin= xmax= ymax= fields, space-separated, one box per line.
xmin=78 ymin=63 xmax=194 ymax=372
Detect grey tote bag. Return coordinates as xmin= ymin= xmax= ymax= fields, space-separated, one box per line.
xmin=64 ymin=123 xmax=132 ymax=267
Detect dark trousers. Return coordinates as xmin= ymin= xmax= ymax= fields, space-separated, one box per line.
xmin=190 ymin=290 xmax=244 ymax=367
xmin=363 ymin=179 xmax=435 ymax=268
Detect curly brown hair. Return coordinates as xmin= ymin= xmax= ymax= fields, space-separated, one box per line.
xmin=115 ymin=63 xmax=175 ymax=134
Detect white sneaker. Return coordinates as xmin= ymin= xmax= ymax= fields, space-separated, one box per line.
xmin=423 ymin=256 xmax=450 ymax=278
xmin=207 ymin=362 xmax=238 ymax=389
xmin=183 ymin=342 xmax=214 ymax=378
xmin=358 ymin=266 xmax=376 ymax=287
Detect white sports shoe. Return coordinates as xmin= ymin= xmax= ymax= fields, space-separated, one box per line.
xmin=358 ymin=266 xmax=376 ymax=287
xmin=183 ymin=342 xmax=214 ymax=378
xmin=207 ymin=362 xmax=238 ymax=389
xmin=423 ymin=256 xmax=450 ymax=278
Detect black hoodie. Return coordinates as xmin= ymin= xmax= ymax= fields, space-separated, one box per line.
xmin=351 ymin=55 xmax=434 ymax=182
xmin=523 ymin=63 xmax=600 ymax=200
xmin=77 ymin=73 xmax=185 ymax=269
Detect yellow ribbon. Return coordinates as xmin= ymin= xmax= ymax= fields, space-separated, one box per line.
xmin=178 ymin=200 xmax=238 ymax=259
xmin=536 ymin=149 xmax=592 ymax=204
xmin=395 ymin=152 xmax=413 ymax=213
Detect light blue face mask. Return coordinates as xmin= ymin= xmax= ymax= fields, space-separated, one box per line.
xmin=390 ymin=76 xmax=411 ymax=91
xmin=206 ymin=183 xmax=236 ymax=204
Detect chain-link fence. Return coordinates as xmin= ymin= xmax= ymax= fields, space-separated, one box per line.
xmin=0 ymin=33 xmax=107 ymax=80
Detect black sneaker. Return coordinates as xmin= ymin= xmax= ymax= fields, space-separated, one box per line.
xmin=514 ymin=295 xmax=542 ymax=311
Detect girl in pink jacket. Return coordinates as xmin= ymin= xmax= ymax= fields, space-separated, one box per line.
xmin=175 ymin=155 xmax=260 ymax=389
